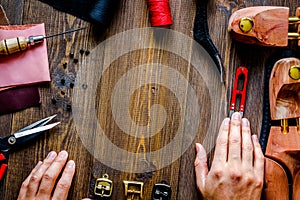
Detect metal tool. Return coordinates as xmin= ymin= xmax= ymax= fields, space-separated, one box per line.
xmin=0 ymin=115 xmax=60 ymax=181
xmin=0 ymin=27 xmax=85 ymax=55
xmin=152 ymin=181 xmax=171 ymax=200
xmin=229 ymin=66 xmax=248 ymax=118
xmin=193 ymin=0 xmax=224 ymax=82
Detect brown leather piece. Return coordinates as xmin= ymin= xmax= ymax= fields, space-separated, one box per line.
xmin=0 ymin=85 xmax=41 ymax=114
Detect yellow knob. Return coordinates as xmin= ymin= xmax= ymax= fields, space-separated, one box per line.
xmin=239 ymin=17 xmax=254 ymax=33
xmin=289 ymin=65 xmax=300 ymax=80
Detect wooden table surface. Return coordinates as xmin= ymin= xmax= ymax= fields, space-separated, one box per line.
xmin=0 ymin=0 xmax=299 ymax=199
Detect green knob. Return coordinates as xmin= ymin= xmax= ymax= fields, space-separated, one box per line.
xmin=239 ymin=17 xmax=254 ymax=33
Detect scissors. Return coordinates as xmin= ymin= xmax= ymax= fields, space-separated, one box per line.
xmin=229 ymin=66 xmax=249 ymax=118
xmin=0 ymin=115 xmax=60 ymax=181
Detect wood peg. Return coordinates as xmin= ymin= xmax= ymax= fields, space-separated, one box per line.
xmin=297 ymin=8 xmax=300 ymax=46
xmin=228 ymin=6 xmax=300 ymax=47
xmin=269 ymin=57 xmax=300 ymax=120
xmin=296 ymin=118 xmax=300 ymax=134
xmin=281 ymin=119 xmax=289 ymax=134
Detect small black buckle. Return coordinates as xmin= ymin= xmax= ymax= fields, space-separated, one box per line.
xmin=152 ymin=181 xmax=171 ymax=200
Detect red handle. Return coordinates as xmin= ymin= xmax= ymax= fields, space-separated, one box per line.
xmin=0 ymin=153 xmax=7 ymax=181
xmin=230 ymin=66 xmax=249 ymax=114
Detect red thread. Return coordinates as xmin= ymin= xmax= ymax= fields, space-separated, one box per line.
xmin=147 ymin=0 xmax=173 ymax=28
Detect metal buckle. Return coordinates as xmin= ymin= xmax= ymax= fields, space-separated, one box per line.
xmin=123 ymin=180 xmax=144 ymax=199
xmin=94 ymin=174 xmax=113 ymax=197
xmin=152 ymin=181 xmax=172 ymax=200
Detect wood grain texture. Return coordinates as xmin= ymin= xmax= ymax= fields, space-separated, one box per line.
xmin=0 ymin=0 xmax=299 ymax=200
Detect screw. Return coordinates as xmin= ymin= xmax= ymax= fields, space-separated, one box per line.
xmin=63 ymin=62 xmax=67 ymax=69
xmin=74 ymin=58 xmax=78 ymax=64
xmin=69 ymin=52 xmax=74 ymax=58
xmin=85 ymin=50 xmax=90 ymax=56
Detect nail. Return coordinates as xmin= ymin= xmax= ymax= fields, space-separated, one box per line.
xmin=67 ymin=160 xmax=75 ymax=168
xmin=47 ymin=151 xmax=56 ymax=159
xmin=242 ymin=118 xmax=249 ymax=127
xmin=195 ymin=143 xmax=201 ymax=153
xmin=59 ymin=151 xmax=68 ymax=159
xmin=224 ymin=118 xmax=230 ymax=126
xmin=252 ymin=135 xmax=259 ymax=143
xmin=34 ymin=161 xmax=43 ymax=169
xmin=232 ymin=112 xmax=241 ymax=120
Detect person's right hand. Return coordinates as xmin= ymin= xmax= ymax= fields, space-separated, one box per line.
xmin=194 ymin=112 xmax=265 ymax=200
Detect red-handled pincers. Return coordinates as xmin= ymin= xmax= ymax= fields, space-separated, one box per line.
xmin=0 ymin=115 xmax=60 ymax=181
xmin=229 ymin=66 xmax=248 ymax=118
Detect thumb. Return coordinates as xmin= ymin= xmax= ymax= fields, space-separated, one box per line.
xmin=194 ymin=143 xmax=208 ymax=193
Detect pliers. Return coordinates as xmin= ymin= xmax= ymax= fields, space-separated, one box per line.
xmin=194 ymin=0 xmax=224 ymax=82
xmin=0 ymin=115 xmax=60 ymax=181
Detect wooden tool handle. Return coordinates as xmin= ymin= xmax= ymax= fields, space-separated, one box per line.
xmin=0 ymin=36 xmax=27 ymax=55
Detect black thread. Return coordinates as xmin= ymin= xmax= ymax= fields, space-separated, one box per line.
xmin=38 ymin=0 xmax=120 ymax=27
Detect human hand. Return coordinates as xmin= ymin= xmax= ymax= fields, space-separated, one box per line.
xmin=195 ymin=112 xmax=265 ymax=200
xmin=18 ymin=150 xmax=75 ymax=200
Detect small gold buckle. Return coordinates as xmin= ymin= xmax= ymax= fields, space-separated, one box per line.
xmin=94 ymin=174 xmax=113 ymax=197
xmin=123 ymin=180 xmax=144 ymax=199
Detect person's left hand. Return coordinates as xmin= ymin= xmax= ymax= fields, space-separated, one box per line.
xmin=18 ymin=150 xmax=75 ymax=200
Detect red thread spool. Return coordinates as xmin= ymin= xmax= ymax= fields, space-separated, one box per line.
xmin=147 ymin=0 xmax=173 ymax=28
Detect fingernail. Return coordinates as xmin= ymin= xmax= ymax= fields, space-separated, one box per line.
xmin=232 ymin=112 xmax=241 ymax=120
xmin=252 ymin=135 xmax=259 ymax=142
xmin=67 ymin=160 xmax=75 ymax=168
xmin=35 ymin=161 xmax=43 ymax=169
xmin=58 ymin=151 xmax=68 ymax=159
xmin=224 ymin=118 xmax=230 ymax=126
xmin=47 ymin=151 xmax=56 ymax=159
xmin=242 ymin=119 xmax=249 ymax=127
xmin=195 ymin=143 xmax=201 ymax=153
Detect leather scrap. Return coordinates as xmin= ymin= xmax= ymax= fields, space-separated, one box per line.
xmin=0 ymin=23 xmax=50 ymax=90
xmin=0 ymin=86 xmax=41 ymax=114
xmin=0 ymin=5 xmax=42 ymax=114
